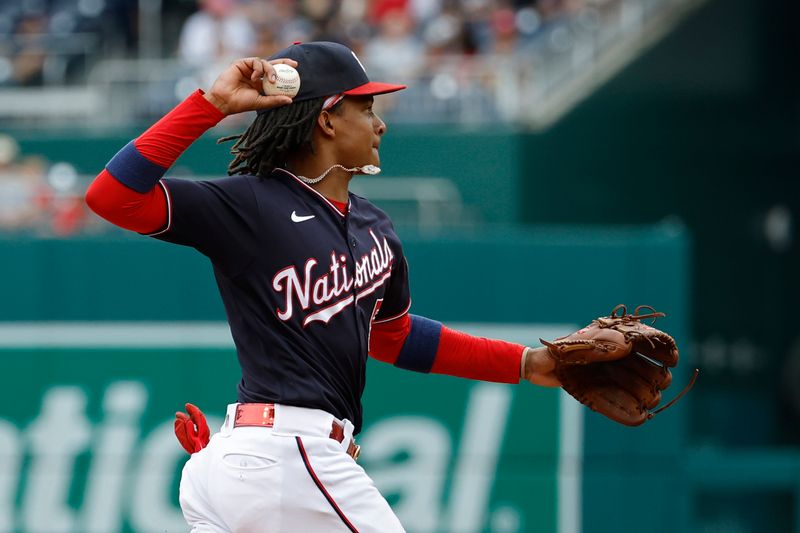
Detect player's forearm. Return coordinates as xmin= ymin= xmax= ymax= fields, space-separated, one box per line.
xmin=135 ymin=89 xmax=225 ymax=169
xmin=85 ymin=89 xmax=224 ymax=232
xmin=369 ymin=314 xmax=524 ymax=384
xmin=103 ymin=89 xmax=224 ymax=193
xmin=430 ymin=324 xmax=525 ymax=383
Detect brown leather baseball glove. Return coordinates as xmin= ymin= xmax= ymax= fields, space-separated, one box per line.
xmin=540 ymin=304 xmax=697 ymax=426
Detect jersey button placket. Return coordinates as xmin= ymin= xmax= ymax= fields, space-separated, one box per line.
xmin=342 ymin=217 xmax=366 ymax=352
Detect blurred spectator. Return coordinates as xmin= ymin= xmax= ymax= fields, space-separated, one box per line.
xmin=489 ymin=7 xmax=518 ymax=54
xmin=251 ymin=22 xmax=283 ymax=59
xmin=176 ymin=0 xmax=259 ymax=126
xmin=0 ymin=0 xmax=110 ymax=87
xmin=369 ymin=0 xmax=409 ymax=24
xmin=46 ymin=162 xmax=94 ymax=236
xmin=178 ymin=0 xmax=256 ymax=67
xmin=4 ymin=13 xmax=48 ymax=86
xmin=363 ymin=8 xmax=424 ymax=81
xmin=0 ymin=134 xmax=96 ymax=236
xmin=251 ymin=0 xmax=313 ymax=45
xmin=106 ymin=0 xmax=138 ymax=54
xmin=0 ymin=135 xmax=50 ymax=231
xmin=422 ymin=5 xmax=470 ymax=56
xmin=408 ymin=0 xmax=441 ymax=24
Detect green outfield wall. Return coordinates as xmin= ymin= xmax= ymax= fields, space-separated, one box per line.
xmin=12 ymin=125 xmax=523 ymax=226
xmin=0 ymin=330 xmax=570 ymax=533
xmin=0 ymin=224 xmax=690 ymax=533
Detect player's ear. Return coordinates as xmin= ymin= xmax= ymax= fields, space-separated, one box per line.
xmin=317 ymin=110 xmax=336 ymax=139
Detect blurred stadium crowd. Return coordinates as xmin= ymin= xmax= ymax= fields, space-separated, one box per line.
xmin=0 ymin=0 xmax=588 ymax=87
xmin=0 ymin=0 xmax=601 ymax=236
xmin=0 ymin=0 xmax=682 ymax=235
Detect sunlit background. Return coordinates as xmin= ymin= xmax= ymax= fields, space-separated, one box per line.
xmin=0 ymin=0 xmax=798 ymax=532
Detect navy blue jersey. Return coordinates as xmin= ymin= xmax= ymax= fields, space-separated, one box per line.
xmin=149 ymin=168 xmax=411 ymax=432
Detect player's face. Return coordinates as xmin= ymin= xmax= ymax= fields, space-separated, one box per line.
xmin=332 ymin=95 xmax=386 ymax=169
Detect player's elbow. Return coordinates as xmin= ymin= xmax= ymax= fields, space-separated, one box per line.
xmin=84 ymin=178 xmax=105 ymax=216
xmin=84 ymin=170 xmax=169 ymax=234
xmin=368 ymin=347 xmax=397 ymax=364
xmin=84 ymin=170 xmax=125 ymax=220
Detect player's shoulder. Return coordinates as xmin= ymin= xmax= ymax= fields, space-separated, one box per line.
xmin=245 ymin=172 xmax=305 ymax=206
xmin=163 ymin=173 xmax=259 ymax=191
xmin=349 ymin=192 xmax=390 ymax=219
xmin=208 ymin=173 xmax=262 ymax=189
xmin=349 ymin=193 xmax=403 ymax=242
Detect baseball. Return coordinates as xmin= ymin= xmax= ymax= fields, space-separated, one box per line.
xmin=263 ymin=64 xmax=301 ymax=98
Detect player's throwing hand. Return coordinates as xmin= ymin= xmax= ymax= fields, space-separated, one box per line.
xmin=203 ymin=57 xmax=298 ymax=116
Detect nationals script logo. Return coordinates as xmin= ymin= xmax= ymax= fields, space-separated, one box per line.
xmin=272 ymin=229 xmax=394 ymax=327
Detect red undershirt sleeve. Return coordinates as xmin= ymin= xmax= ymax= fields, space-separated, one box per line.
xmin=431 ymin=325 xmax=524 ymax=383
xmin=85 ymin=170 xmax=170 ymax=234
xmin=369 ymin=313 xmax=411 ymax=364
xmin=85 ymin=89 xmax=224 ymax=233
xmin=133 ymin=89 xmax=224 ymax=168
xmin=369 ymin=314 xmax=523 ymax=384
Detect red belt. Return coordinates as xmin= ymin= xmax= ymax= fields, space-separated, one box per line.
xmin=234 ymin=403 xmax=361 ymax=461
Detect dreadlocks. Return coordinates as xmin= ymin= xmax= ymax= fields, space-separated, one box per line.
xmin=218 ymin=97 xmax=330 ymax=177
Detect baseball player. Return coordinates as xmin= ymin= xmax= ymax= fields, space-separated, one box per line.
xmin=85 ymin=41 xmax=560 ymax=532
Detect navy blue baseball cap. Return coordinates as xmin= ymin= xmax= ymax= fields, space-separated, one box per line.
xmin=266 ymin=41 xmax=406 ymax=103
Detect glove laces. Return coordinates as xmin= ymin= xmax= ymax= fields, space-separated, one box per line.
xmin=611 ymin=303 xmax=665 ymax=324
xmin=646 ymin=366 xmax=699 ymax=420
xmin=616 ymin=303 xmax=700 ymax=420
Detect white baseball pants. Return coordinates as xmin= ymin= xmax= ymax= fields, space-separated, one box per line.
xmin=179 ymin=403 xmax=405 ymax=533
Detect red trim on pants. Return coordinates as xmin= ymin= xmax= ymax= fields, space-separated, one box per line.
xmin=295 ymin=436 xmax=359 ymax=532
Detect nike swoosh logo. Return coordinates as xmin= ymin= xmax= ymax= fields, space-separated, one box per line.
xmin=291 ymin=211 xmax=316 ymax=223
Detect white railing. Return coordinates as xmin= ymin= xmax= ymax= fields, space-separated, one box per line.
xmin=350 ymin=177 xmax=469 ymax=232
